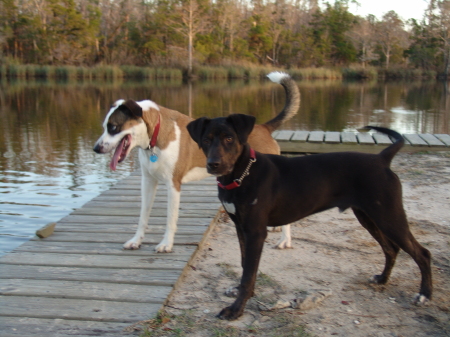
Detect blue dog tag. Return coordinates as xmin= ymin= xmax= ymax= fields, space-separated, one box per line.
xmin=150 ymin=154 xmax=158 ymax=162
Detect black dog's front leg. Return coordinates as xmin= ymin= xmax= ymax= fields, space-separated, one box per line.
xmin=218 ymin=227 xmax=267 ymax=320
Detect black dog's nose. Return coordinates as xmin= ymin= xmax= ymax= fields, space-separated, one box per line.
xmin=207 ymin=162 xmax=220 ymax=170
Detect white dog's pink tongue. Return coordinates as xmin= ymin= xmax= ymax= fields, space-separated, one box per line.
xmin=110 ymin=138 xmax=125 ymax=171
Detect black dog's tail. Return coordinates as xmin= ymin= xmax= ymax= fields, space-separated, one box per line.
xmin=264 ymin=72 xmax=301 ymax=132
xmin=364 ymin=126 xmax=404 ymax=164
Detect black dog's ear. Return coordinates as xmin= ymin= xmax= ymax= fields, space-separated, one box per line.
xmin=187 ymin=117 xmax=210 ymax=147
xmin=119 ymin=100 xmax=143 ymax=118
xmin=226 ymin=114 xmax=256 ymax=144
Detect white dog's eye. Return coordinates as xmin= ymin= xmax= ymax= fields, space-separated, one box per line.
xmin=107 ymin=123 xmax=119 ymax=134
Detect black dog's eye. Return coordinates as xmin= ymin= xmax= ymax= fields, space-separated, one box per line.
xmin=225 ymin=136 xmax=233 ymax=143
xmin=202 ymin=138 xmax=211 ymax=145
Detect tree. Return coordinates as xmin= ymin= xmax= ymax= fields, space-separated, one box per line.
xmin=349 ymin=15 xmax=378 ymax=67
xmin=168 ymin=0 xmax=210 ymax=76
xmin=309 ymin=0 xmax=357 ymax=66
xmin=374 ymin=11 xmax=406 ymax=69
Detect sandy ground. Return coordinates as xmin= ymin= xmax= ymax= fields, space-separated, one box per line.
xmin=135 ymin=152 xmax=450 ymax=337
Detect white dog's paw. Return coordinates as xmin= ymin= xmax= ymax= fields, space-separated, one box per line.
xmin=274 ymin=237 xmax=292 ymax=249
xmin=123 ymin=237 xmax=142 ymax=250
xmin=413 ymin=293 xmax=430 ymax=306
xmin=225 ymin=286 xmax=239 ymax=297
xmin=155 ymin=239 xmax=173 ymax=253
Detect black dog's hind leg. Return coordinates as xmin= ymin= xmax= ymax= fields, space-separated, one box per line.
xmin=353 ymin=207 xmax=432 ymax=303
xmin=353 ymin=208 xmax=400 ymax=284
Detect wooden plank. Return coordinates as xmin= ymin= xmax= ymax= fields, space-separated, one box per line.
xmin=30 ymin=232 xmax=203 ymax=245
xmin=418 ymin=134 xmax=446 ymax=147
xmin=291 ymin=131 xmax=309 ymax=142
xmin=119 ymin=178 xmax=217 ymax=186
xmin=278 ymin=141 xmax=450 ymax=154
xmin=111 ymin=184 xmax=218 ymax=191
xmin=0 ymin=265 xmax=181 ymax=286
xmin=0 ymin=279 xmax=172 ymax=303
xmin=372 ymin=133 xmax=392 ymax=145
xmin=0 ymin=252 xmax=192 ymax=269
xmin=341 ymin=132 xmax=357 ymax=144
xmin=0 ymin=296 xmax=161 ymax=323
xmin=57 ymin=214 xmax=212 ymax=225
xmin=324 ymin=131 xmax=341 ymax=144
xmin=403 ymin=134 xmax=428 ymax=146
xmin=14 ymin=241 xmax=197 ymax=256
xmin=434 ymin=134 xmax=450 ymax=146
xmin=356 ymin=133 xmax=375 ymax=145
xmin=308 ymin=131 xmax=325 ymax=143
xmin=81 ymin=201 xmax=220 ymax=210
xmin=93 ymin=195 xmax=216 ymax=203
xmin=99 ymin=189 xmax=218 ymax=197
xmin=274 ymin=130 xmax=294 ymax=141
xmin=53 ymin=224 xmax=208 ymax=234
xmin=0 ymin=317 xmax=130 ymax=337
xmin=70 ymin=207 xmax=218 ymax=217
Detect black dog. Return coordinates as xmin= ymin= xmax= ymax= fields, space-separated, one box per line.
xmin=187 ymin=114 xmax=432 ymax=320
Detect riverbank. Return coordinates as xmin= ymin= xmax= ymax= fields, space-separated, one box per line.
xmin=0 ymin=64 xmax=438 ymax=81
xmin=133 ymin=151 xmax=450 ymax=337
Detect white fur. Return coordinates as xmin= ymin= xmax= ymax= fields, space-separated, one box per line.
xmin=274 ymin=224 xmax=292 ymax=249
xmin=182 ymin=167 xmax=210 ymax=184
xmin=413 ymin=293 xmax=430 ymax=306
xmin=267 ymin=71 xmax=289 ymax=84
xmin=124 ymin=123 xmax=182 ymax=252
xmin=222 ymin=202 xmax=236 ymax=215
xmin=139 ymin=99 xmax=160 ymax=111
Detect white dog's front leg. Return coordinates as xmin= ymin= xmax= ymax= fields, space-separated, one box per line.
xmin=274 ymin=224 xmax=292 ymax=249
xmin=155 ymin=184 xmax=180 ymax=253
xmin=123 ymin=174 xmax=158 ymax=250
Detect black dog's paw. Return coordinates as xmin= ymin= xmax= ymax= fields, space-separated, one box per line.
xmin=368 ymin=274 xmax=388 ymax=284
xmin=217 ymin=306 xmax=242 ymax=320
xmin=413 ymin=293 xmax=431 ymax=306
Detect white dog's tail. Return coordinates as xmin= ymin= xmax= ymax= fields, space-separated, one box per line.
xmin=264 ymin=72 xmax=300 ymax=132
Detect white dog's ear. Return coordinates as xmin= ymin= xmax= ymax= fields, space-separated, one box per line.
xmin=187 ymin=117 xmax=210 ymax=148
xmin=226 ymin=114 xmax=256 ymax=144
xmin=120 ymin=100 xmax=143 ymax=118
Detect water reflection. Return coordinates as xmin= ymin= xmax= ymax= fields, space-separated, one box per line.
xmin=0 ymin=78 xmax=449 ymax=255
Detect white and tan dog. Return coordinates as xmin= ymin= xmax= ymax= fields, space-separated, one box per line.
xmin=93 ymin=72 xmax=300 ymax=252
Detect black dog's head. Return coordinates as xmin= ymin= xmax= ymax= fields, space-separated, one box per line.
xmin=187 ymin=114 xmax=256 ymax=176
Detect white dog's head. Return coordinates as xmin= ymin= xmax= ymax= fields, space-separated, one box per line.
xmin=93 ymin=99 xmax=153 ymax=171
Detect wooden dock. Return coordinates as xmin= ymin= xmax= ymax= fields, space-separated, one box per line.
xmin=273 ymin=130 xmax=450 ymax=153
xmin=0 ymin=173 xmax=221 ymax=337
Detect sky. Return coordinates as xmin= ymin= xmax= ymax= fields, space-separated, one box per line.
xmin=348 ymin=0 xmax=429 ymax=21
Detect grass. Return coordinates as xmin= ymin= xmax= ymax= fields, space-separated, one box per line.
xmin=217 ymin=262 xmax=239 ymax=279
xmin=131 ymin=267 xmax=311 ymax=337
xmin=342 ymin=66 xmax=378 ymax=79
xmin=1 ymin=62 xmax=437 ymax=81
xmin=135 ymin=309 xmax=312 ymax=337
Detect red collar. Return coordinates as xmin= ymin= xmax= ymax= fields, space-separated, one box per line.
xmin=149 ymin=113 xmax=161 ymax=149
xmin=217 ymin=148 xmax=256 ymax=190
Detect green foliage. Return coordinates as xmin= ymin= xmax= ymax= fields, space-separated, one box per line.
xmin=0 ymin=0 xmax=442 ymax=76
xmin=309 ymin=0 xmax=357 ymax=66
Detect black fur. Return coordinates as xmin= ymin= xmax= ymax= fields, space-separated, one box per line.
xmin=187 ymin=115 xmax=432 ymax=320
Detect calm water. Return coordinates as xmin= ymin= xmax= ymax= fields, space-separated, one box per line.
xmin=1 ymin=78 xmax=449 ymax=256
